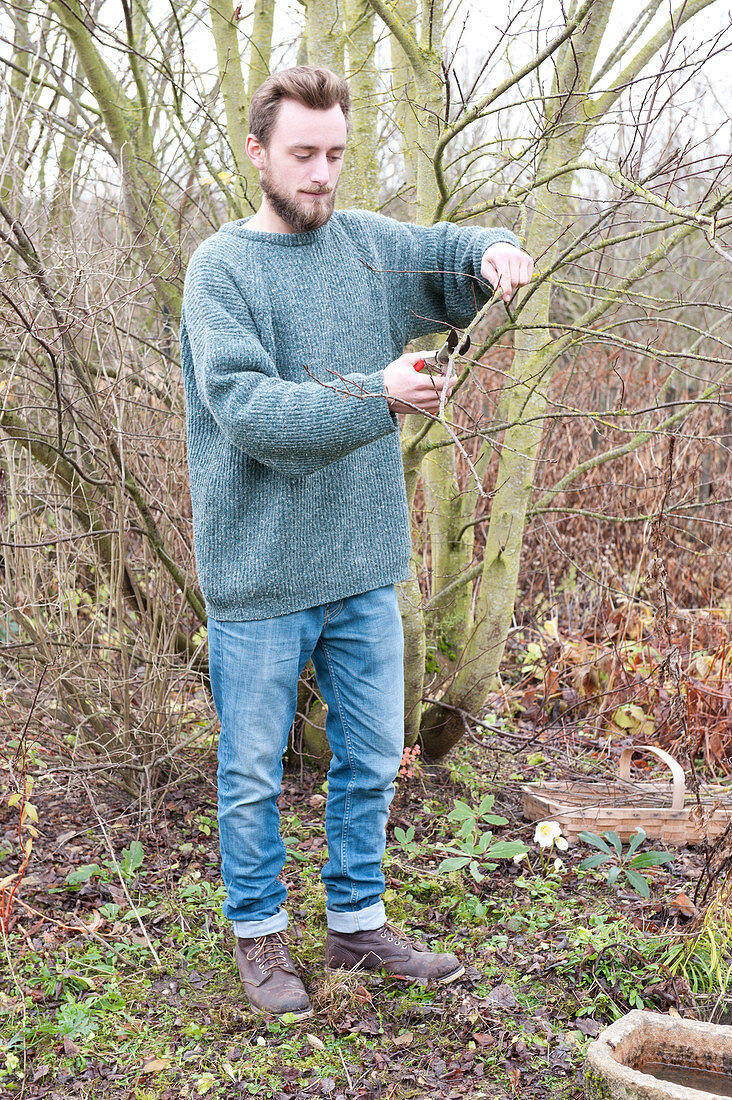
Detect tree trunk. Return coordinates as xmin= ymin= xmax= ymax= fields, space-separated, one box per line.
xmin=420 ymin=0 xmax=618 ymax=757
xmin=306 ymin=0 xmax=345 ymax=75
xmin=0 ymin=7 xmax=32 ymax=208
xmin=340 ymin=0 xmax=378 ymax=208
xmin=388 ymin=0 xmax=418 ymax=201
xmin=208 ymin=0 xmax=259 ymax=215
xmin=422 ymin=426 xmax=477 ymax=654
xmin=50 ymin=0 xmax=182 ymax=313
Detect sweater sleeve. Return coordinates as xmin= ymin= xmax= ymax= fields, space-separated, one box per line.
xmin=181 ymin=245 xmax=398 ymax=479
xmin=361 ymin=212 xmax=522 ymax=341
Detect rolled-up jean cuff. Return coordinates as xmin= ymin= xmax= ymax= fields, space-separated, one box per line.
xmin=326 ymin=900 xmax=386 ymax=933
xmin=232 ymin=909 xmax=288 ymax=939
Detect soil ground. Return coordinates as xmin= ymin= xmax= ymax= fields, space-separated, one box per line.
xmin=0 ymin=724 xmax=711 ymax=1099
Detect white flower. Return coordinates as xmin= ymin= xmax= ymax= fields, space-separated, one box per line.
xmin=554 ymin=857 xmax=564 ymax=871
xmin=512 ymin=852 xmax=526 ymax=864
xmin=534 ymin=821 xmax=562 ymax=849
xmin=555 ymin=836 xmax=569 ymax=851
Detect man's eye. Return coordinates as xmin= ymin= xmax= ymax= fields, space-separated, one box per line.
xmin=294 ymin=154 xmax=310 ymax=161
xmin=328 ymin=154 xmax=343 ymax=162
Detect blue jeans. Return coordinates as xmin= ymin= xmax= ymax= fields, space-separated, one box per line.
xmin=208 ymin=584 xmax=405 ymax=938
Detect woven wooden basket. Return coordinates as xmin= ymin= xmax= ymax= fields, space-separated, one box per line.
xmin=521 ymin=745 xmax=732 ymax=845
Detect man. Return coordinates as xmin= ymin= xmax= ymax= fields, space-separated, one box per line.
xmin=180 ymin=65 xmax=533 ymax=1021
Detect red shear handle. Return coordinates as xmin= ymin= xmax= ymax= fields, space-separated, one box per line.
xmin=413 ymin=359 xmax=426 ymax=372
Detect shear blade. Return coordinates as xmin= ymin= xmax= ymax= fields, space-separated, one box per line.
xmin=436 ymin=328 xmax=471 ymax=367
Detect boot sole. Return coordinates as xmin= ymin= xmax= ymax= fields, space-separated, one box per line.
xmin=251 ymin=1003 xmax=314 ymax=1022
xmin=325 ymin=962 xmax=465 ymax=985
xmin=435 ymin=963 xmax=465 ymax=985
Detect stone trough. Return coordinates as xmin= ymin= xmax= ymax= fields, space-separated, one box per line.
xmin=584 ymin=1010 xmax=732 ymax=1098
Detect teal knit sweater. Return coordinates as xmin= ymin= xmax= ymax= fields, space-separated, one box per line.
xmin=180 ymin=209 xmax=519 ymax=621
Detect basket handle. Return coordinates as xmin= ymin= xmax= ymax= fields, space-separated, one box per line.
xmin=618 ymin=745 xmax=685 ymax=811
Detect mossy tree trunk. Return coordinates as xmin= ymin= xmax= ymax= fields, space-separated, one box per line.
xmin=340 ymin=0 xmax=379 ymax=209
xmin=50 ymin=0 xmax=181 ymax=314
xmin=367 ymin=0 xmax=468 ymax=741
xmin=0 ymin=6 xmax=32 ymax=209
xmin=208 ymin=0 xmax=256 ymax=215
xmin=419 ymin=0 xmax=723 ymax=757
xmin=306 ymin=0 xmax=345 ymax=76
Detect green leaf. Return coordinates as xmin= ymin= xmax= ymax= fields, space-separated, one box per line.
xmin=476 ymin=794 xmax=507 ymax=826
xmin=476 ymin=794 xmax=497 ymax=815
xmin=477 ymin=831 xmax=495 ymax=853
xmin=577 ymin=831 xmax=614 ymax=855
xmin=66 ymin=973 xmax=95 ymax=991
xmin=65 ymin=863 xmax=102 ymax=886
xmin=121 ymin=906 xmax=152 ymax=922
xmin=442 ymin=839 xmax=477 ymax=857
xmin=487 ymin=840 xmax=529 ymax=859
xmin=121 ymin=841 xmax=144 ymax=878
xmin=448 ymin=800 xmax=475 ymax=822
xmin=624 ymin=868 xmax=650 ymax=898
xmin=283 ymin=835 xmax=309 ymax=863
xmin=468 ymin=860 xmax=484 ymax=883
xmin=437 ymin=856 xmax=471 ymax=873
xmin=579 ymin=853 xmax=612 ymax=870
xmin=629 ymin=852 xmax=674 ymax=868
xmin=602 ymin=831 xmax=623 ymax=858
xmin=606 ymin=865 xmax=621 ymax=886
xmin=627 ymin=828 xmax=647 ymax=856
xmin=614 ymin=703 xmax=650 ymax=730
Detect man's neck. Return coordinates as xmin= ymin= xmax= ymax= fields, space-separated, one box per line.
xmin=244 ymin=201 xmax=294 ymax=235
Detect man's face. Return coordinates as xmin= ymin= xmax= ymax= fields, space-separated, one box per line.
xmin=255 ymin=100 xmax=348 ymax=232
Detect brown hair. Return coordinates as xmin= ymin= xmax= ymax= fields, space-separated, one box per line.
xmin=248 ymin=65 xmax=351 ymax=147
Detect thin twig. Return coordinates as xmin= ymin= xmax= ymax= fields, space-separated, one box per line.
xmin=81 ymin=780 xmax=162 ymax=967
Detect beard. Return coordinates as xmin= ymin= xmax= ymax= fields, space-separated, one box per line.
xmin=260 ymin=165 xmax=336 ymax=233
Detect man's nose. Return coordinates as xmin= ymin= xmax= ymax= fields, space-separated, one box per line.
xmin=309 ymin=155 xmax=330 ymax=185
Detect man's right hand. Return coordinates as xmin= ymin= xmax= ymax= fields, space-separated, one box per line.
xmin=383 ymin=352 xmax=457 ymax=415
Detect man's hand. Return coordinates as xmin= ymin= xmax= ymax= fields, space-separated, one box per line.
xmin=383 ymin=351 xmax=456 ymax=415
xmin=481 ymin=242 xmax=534 ymax=301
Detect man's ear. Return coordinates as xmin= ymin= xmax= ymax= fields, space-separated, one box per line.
xmin=245 ymin=133 xmax=265 ymax=170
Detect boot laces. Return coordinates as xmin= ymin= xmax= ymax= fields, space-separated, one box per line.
xmin=248 ymin=931 xmax=290 ymax=975
xmin=379 ymin=922 xmax=413 ymax=948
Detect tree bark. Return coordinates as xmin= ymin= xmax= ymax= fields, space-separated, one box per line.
xmin=420 ymin=0 xmax=654 ymax=757
xmin=305 ymin=0 xmax=345 ymax=75
xmin=340 ymin=0 xmax=378 ymax=208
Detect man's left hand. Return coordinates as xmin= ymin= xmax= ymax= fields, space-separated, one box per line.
xmin=481 ymin=242 xmax=534 ymax=301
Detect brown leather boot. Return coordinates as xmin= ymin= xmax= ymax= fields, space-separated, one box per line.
xmin=234 ymin=931 xmax=313 ymax=1019
xmin=325 ymin=922 xmax=464 ymax=984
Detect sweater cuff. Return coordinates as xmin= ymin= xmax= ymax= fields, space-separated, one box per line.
xmin=368 ymin=367 xmax=400 ymax=428
xmin=340 ymin=367 xmax=399 ymax=433
xmin=472 ymin=227 xmax=523 ymax=294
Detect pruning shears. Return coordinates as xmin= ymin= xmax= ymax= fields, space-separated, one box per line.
xmin=413 ymin=328 xmax=471 ymax=374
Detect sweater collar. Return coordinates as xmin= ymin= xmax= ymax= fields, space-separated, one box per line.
xmin=221 ymin=216 xmax=334 ymax=247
